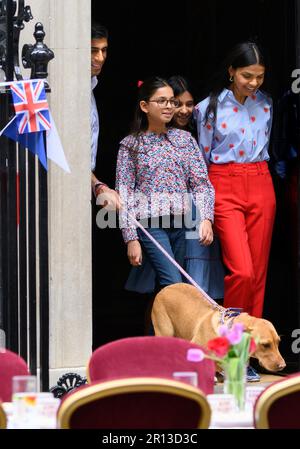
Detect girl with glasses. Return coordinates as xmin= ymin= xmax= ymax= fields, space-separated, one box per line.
xmin=116 ymin=76 xmax=214 ymax=290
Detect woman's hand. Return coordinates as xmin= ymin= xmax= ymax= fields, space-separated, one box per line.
xmin=127 ymin=240 xmax=142 ymax=266
xmin=199 ymin=219 xmax=214 ymax=246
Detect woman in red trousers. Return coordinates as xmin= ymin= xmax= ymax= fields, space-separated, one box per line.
xmin=195 ymin=42 xmax=276 ymax=381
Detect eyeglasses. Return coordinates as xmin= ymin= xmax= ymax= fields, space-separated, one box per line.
xmin=148 ymin=97 xmax=180 ymax=108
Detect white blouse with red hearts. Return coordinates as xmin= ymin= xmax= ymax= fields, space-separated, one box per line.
xmin=195 ymin=88 xmax=272 ymax=164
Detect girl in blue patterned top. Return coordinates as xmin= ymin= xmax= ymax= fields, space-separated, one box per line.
xmin=195 ymin=42 xmax=276 ymax=322
xmin=116 ymin=76 xmax=214 ymax=289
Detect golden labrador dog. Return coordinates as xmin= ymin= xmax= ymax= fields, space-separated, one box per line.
xmin=151 ymin=283 xmax=286 ymax=372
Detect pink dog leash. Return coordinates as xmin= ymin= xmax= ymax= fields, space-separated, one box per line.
xmin=129 ymin=214 xmax=223 ymax=310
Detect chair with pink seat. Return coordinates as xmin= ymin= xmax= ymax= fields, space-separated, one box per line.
xmin=0 ymin=349 xmax=30 ymax=402
xmin=88 ymin=336 xmax=215 ymax=395
xmin=57 ymin=377 xmax=211 ymax=429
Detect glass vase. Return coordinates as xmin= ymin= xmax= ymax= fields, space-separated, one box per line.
xmin=223 ymin=358 xmax=246 ymax=411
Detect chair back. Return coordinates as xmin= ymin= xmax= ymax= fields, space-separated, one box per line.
xmin=0 ymin=349 xmax=29 ymax=402
xmin=88 ymin=336 xmax=214 ymax=394
xmin=254 ymin=373 xmax=300 ymax=429
xmin=58 ymin=377 xmax=211 ymax=429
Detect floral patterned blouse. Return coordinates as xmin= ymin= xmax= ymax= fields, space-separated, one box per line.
xmin=115 ymin=127 xmax=215 ymax=243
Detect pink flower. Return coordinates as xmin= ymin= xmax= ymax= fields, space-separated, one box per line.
xmin=219 ymin=323 xmax=244 ymax=345
xmin=227 ymin=323 xmax=244 ymax=345
xmin=187 ymin=348 xmax=205 ymax=362
xmin=219 ymin=325 xmax=229 ymax=337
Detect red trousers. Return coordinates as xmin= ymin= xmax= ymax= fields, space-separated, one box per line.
xmin=209 ymin=161 xmax=276 ymax=318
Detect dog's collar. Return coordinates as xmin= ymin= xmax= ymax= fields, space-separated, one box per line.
xmin=219 ymin=308 xmax=243 ymax=328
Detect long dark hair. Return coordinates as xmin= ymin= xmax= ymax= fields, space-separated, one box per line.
xmin=168 ymin=75 xmax=191 ymax=98
xmin=167 ymin=75 xmax=197 ymax=138
xmin=130 ymin=76 xmax=170 ymax=135
xmin=205 ymin=42 xmax=266 ymax=124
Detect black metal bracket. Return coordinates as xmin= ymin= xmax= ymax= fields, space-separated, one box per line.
xmin=13 ymin=0 xmax=33 ymax=80
xmin=50 ymin=373 xmax=88 ymax=399
xmin=0 ymin=0 xmax=33 ymax=80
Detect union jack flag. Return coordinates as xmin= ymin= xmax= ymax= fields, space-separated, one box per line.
xmin=10 ymin=80 xmax=51 ymax=134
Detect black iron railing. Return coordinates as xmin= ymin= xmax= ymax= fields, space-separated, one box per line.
xmin=0 ymin=0 xmax=54 ymax=391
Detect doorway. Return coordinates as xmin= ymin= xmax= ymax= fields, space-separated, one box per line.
xmin=91 ymin=0 xmax=300 ymax=370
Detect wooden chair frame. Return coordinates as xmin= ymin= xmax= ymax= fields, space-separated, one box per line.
xmin=0 ymin=403 xmax=7 ymax=429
